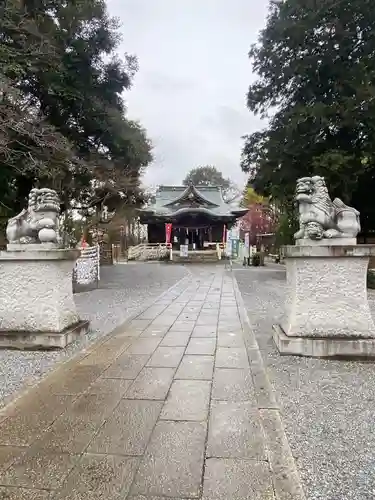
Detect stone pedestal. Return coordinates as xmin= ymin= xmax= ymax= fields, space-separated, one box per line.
xmin=273 ymin=245 xmax=375 ymax=358
xmin=0 ymin=247 xmax=89 ymax=349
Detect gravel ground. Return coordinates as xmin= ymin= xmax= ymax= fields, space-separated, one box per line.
xmin=235 ymin=264 xmax=375 ymax=500
xmin=0 ymin=262 xmax=188 ymax=409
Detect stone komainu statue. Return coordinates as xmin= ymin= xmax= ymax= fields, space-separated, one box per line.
xmin=294 ymin=176 xmax=360 ymax=241
xmin=6 ymin=188 xmax=61 ymax=244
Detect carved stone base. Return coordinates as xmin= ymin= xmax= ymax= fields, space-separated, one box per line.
xmin=7 ymin=242 xmax=60 ymax=252
xmin=295 ymin=238 xmax=357 ymax=246
xmin=0 ymin=320 xmax=90 ymax=350
xmin=274 ymin=244 xmax=375 ymax=358
xmin=273 ymin=324 xmax=375 ymax=358
xmin=0 ymin=248 xmax=88 ymax=349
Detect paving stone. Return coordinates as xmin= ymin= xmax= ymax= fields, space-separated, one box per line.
xmin=128 ymin=319 xmax=152 ymax=331
xmin=113 ymin=328 xmax=142 ymax=339
xmin=186 ymin=338 xmax=216 ymax=355
xmin=78 ymin=337 xmax=132 ymax=367
xmin=191 ymin=326 xmax=217 ymax=338
xmin=0 ymin=267 xmax=277 ymax=500
xmin=125 ymin=367 xmax=175 ymax=400
xmin=168 ymin=308 xmax=186 ymax=315
xmin=179 ymin=313 xmax=199 ymax=321
xmin=184 ymin=306 xmax=201 ymax=313
xmin=160 ymin=380 xmax=211 ymax=421
xmin=218 ymin=324 xmax=243 ymax=332
xmin=87 ymin=400 xmax=162 ymax=456
xmin=0 ymin=264 xmax=187 ymax=411
xmin=126 ymin=338 xmax=161 ymax=355
xmin=218 ymin=321 xmax=242 ymax=330
xmin=65 ymin=392 xmax=122 ymax=424
xmin=0 ymin=487 xmax=51 ymax=499
xmin=86 ymin=377 xmax=132 ymax=396
xmin=128 ymin=496 xmax=187 ymax=500
xmin=217 ymin=331 xmax=245 ymax=348
xmin=198 ymin=313 xmax=218 ymax=321
xmin=0 ymin=446 xmax=26 ymax=475
xmin=195 ymin=317 xmax=217 ymax=326
xmin=212 ymin=369 xmax=255 ymax=402
xmin=0 ymin=449 xmax=79 ymax=490
xmin=140 ymin=325 xmax=170 ymax=338
xmin=202 ymin=458 xmax=274 ymax=500
xmin=246 ymin=350 xmax=278 ymax=410
xmin=160 ymin=330 xmax=191 ymax=347
xmin=131 ymin=421 xmax=206 ymax=498
xmin=260 ymin=409 xmax=305 ymax=500
xmin=53 ymin=454 xmax=139 ymax=499
xmin=31 ymin=392 xmax=124 ymax=454
xmin=46 ymin=365 xmax=103 ymax=395
xmin=103 ymin=354 xmax=150 ymax=379
xmin=201 ymin=303 xmax=219 ymax=310
xmin=137 ymin=308 xmax=165 ymax=321
xmin=215 ymin=347 xmax=249 ymax=369
xmin=204 ymin=299 xmax=220 ymax=305
xmin=147 ymin=347 xmax=185 ymax=368
xmin=151 ymin=317 xmax=178 ymax=327
xmin=175 ymin=355 xmax=214 ymax=381
xmin=0 ymin=395 xmax=76 ymax=446
xmin=169 ymin=322 xmax=195 ymax=332
xmin=33 ymin=414 xmax=102 ymax=454
xmin=207 ymin=401 xmax=266 ymax=459
xmin=219 ymin=307 xmax=238 ymax=315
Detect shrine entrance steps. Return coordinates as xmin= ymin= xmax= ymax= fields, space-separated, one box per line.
xmin=171 ymin=249 xmax=220 ymax=263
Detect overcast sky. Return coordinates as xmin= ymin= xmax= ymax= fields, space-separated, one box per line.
xmin=107 ymin=0 xmax=269 ymax=188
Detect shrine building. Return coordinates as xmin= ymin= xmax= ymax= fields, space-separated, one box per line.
xmin=138 ymin=183 xmax=247 ymax=250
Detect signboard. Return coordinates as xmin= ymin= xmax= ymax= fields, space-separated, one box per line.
xmin=222 ymin=224 xmax=227 ymax=244
xmin=244 ymin=233 xmax=250 ymax=258
xmin=229 ymin=227 xmax=240 ymax=240
xmin=225 ymin=227 xmax=231 ymax=256
xmin=165 ymin=223 xmax=172 ymax=245
xmin=231 ymin=239 xmax=240 ymax=259
xmin=179 ymin=244 xmax=188 ymax=257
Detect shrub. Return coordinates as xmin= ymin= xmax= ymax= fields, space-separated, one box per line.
xmin=251 ymin=253 xmax=261 ymax=266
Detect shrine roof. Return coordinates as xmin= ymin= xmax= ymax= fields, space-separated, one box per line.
xmin=139 ymin=184 xmax=247 ymax=221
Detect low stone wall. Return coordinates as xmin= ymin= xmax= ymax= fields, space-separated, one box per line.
xmin=128 ymin=244 xmax=169 ymax=261
xmin=139 ymin=246 xmax=169 ymax=261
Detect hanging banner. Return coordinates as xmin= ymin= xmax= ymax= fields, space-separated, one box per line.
xmin=165 ymin=223 xmax=172 ymax=245
xmin=225 ymin=227 xmax=231 ymax=256
xmin=244 ymin=233 xmax=250 ymax=258
xmin=231 ymin=239 xmax=240 ymax=259
xmin=180 ymin=244 xmax=188 ymax=257
xmin=222 ymin=225 xmax=227 ymax=244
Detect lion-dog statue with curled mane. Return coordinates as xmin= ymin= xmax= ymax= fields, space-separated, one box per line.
xmin=294 ymin=176 xmax=360 ymax=241
xmin=6 ymin=188 xmax=61 ymax=245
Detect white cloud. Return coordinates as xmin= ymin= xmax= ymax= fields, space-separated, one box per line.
xmin=107 ymin=0 xmax=269 ymax=188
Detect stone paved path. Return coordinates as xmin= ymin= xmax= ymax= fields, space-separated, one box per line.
xmin=0 ymin=266 xmax=304 ymax=499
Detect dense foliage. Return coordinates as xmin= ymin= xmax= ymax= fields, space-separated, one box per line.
xmin=241 ymin=0 xmax=375 ymax=236
xmin=0 ymin=0 xmax=152 ymax=224
xmin=183 ymin=166 xmax=231 ymax=189
xmin=239 ymin=187 xmax=276 ymax=244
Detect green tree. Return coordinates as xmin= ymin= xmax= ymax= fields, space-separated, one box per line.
xmin=241 ymin=186 xmax=267 ymax=207
xmin=0 ymin=0 xmax=79 ymax=212
xmin=241 ymin=0 xmax=375 ymax=235
xmin=0 ymin=0 xmax=152 ymax=221
xmin=183 ymin=166 xmax=231 ymax=189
